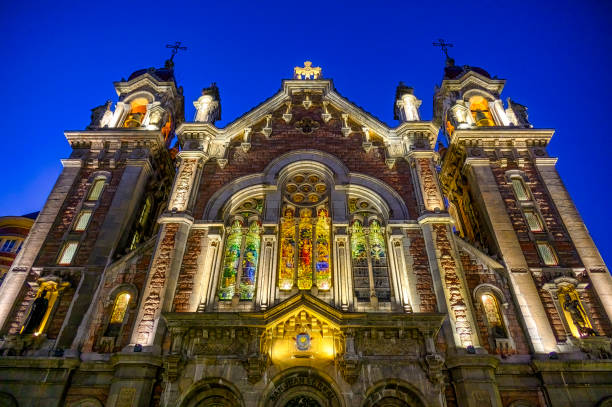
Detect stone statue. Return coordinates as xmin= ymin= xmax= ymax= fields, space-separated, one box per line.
xmin=506 ymin=98 xmax=531 ymax=128
xmin=22 ymin=290 xmax=49 ymax=335
xmin=194 ymin=83 xmax=221 ymax=124
xmin=87 ymin=100 xmax=113 ymax=129
xmin=563 ymin=293 xmax=596 ymax=336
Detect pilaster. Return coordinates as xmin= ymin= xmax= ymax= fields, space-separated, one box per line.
xmin=63 ymin=160 xmax=153 ymax=349
xmin=333 ymin=228 xmax=352 ymax=311
xmin=106 ymin=353 xmax=162 ymax=407
xmin=0 ymin=159 xmax=82 ymax=332
xmin=535 ymin=157 xmax=612 ymax=323
xmin=465 ymin=158 xmax=557 ymax=353
xmin=256 ymin=228 xmax=278 ymax=310
xmin=446 ymin=355 xmax=502 ymax=407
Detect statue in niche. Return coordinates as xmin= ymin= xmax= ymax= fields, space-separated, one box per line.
xmin=22 ymin=290 xmax=49 ymax=335
xmin=194 ymin=83 xmax=221 ymax=123
xmin=563 ymin=292 xmax=596 ymax=337
xmin=87 ymin=100 xmax=113 ymax=129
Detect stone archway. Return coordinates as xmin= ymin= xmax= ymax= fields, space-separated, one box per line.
xmin=177 ymin=379 xmax=244 ymax=407
xmin=260 ymin=368 xmax=344 ymax=407
xmin=0 ymin=392 xmax=17 ymax=407
xmin=362 ymin=381 xmax=427 ymax=407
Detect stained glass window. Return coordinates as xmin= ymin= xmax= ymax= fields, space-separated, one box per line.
xmin=315 ymin=208 xmax=331 ymax=290
xmin=110 ymin=292 xmax=131 ymax=324
xmin=369 ymin=220 xmax=390 ymax=302
xmin=350 ymin=220 xmax=370 ymax=302
xmin=278 ymin=172 xmax=332 ymax=291
xmin=348 ymin=195 xmax=392 ymax=304
xmin=481 ymin=293 xmax=506 ymax=338
xmin=218 ymin=220 xmax=243 ymax=300
xmin=240 ymin=221 xmax=261 ymax=300
xmin=298 ymin=209 xmax=314 ymax=290
xmin=103 ymin=292 xmax=131 ymax=337
xmin=279 ymin=207 xmax=297 ymax=290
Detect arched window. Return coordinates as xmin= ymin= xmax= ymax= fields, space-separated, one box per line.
xmin=278 ymin=172 xmax=331 ymax=291
xmin=469 ymin=96 xmax=495 ymax=127
xmin=510 ymin=176 xmax=529 ymax=201
xmin=123 ymin=98 xmax=148 ymax=128
xmin=87 ymin=177 xmax=106 ymax=201
xmin=104 ymin=292 xmax=131 ymax=337
xmin=480 ymin=293 xmax=507 ymax=339
xmin=218 ymin=198 xmax=263 ymax=301
xmin=348 ymin=197 xmax=391 ymax=303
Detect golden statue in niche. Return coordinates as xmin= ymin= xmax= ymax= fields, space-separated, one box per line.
xmin=558 ymin=286 xmax=596 ymax=337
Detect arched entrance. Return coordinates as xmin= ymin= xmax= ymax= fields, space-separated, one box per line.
xmin=362 ymin=381 xmax=427 ymax=407
xmin=260 ymin=368 xmax=344 ymax=407
xmin=177 ymin=379 xmax=244 ymax=407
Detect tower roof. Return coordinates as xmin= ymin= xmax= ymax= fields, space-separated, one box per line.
xmin=127 ymin=66 xmax=176 ymax=82
xmin=443 ymin=58 xmax=491 ymax=80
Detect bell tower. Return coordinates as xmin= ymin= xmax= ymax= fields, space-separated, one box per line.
xmin=435 ymin=57 xmax=612 ymax=358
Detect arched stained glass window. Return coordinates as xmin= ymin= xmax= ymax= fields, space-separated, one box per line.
xmin=348 ymin=196 xmax=391 ymax=304
xmin=240 ymin=221 xmax=261 ymax=300
xmin=218 ymin=219 xmax=243 ymax=300
xmin=278 ymin=172 xmax=332 ymax=291
xmin=218 ymin=197 xmax=264 ymax=302
xmin=481 ymin=293 xmax=507 ymax=339
xmin=368 ymin=220 xmax=390 ymax=302
xmin=315 ymin=208 xmax=331 ymax=290
xmin=279 ymin=207 xmax=297 ymax=290
xmin=298 ymin=209 xmax=314 ymax=290
xmin=104 ymin=291 xmax=131 ymax=337
xmin=350 ymin=219 xmax=370 ymax=302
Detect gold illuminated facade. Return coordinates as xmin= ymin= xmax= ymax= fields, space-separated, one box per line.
xmin=0 ymin=58 xmax=611 ymax=407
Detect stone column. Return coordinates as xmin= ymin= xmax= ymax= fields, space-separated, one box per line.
xmin=409 ymin=152 xmax=445 ymax=214
xmin=535 ymin=157 xmax=612 ymax=323
xmin=0 ymin=159 xmax=82 ymax=332
xmin=447 ymin=355 xmax=502 ymax=407
xmin=63 ymin=159 xmax=153 ymax=349
xmin=421 ymin=217 xmax=481 ymax=349
xmin=333 ymin=228 xmax=351 ymax=311
xmin=388 ymin=231 xmax=414 ymax=312
xmin=130 ymin=151 xmax=206 ymax=350
xmin=256 ymin=228 xmax=278 ymax=310
xmin=189 ymin=228 xmax=221 ymax=312
xmin=465 ymin=158 xmax=557 ymax=353
xmin=106 ymin=354 xmax=162 ymax=407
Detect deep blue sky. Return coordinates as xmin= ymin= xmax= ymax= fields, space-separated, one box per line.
xmin=1 ymin=1 xmax=611 ymax=266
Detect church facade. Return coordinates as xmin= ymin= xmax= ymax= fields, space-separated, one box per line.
xmin=0 ymin=58 xmax=611 ymax=407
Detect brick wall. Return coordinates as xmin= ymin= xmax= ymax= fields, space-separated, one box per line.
xmin=193 ymin=103 xmax=419 ymax=220
xmin=173 ymin=229 xmax=206 ymax=312
xmin=35 ymin=166 xmax=126 ymax=267
xmin=460 ymin=250 xmax=530 ymax=355
xmin=406 ymin=230 xmax=436 ymax=312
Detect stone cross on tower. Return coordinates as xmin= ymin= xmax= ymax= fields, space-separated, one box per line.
xmin=294 ymin=61 xmax=322 ymax=80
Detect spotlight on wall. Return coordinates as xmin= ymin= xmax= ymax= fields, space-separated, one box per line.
xmin=134 ymin=344 xmax=143 ymax=353
xmin=548 ymin=351 xmax=559 ymax=360
xmin=466 ymin=345 xmax=476 ymax=354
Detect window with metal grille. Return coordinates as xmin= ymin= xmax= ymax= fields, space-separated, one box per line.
xmin=537 ymin=242 xmax=558 ymax=266
xmin=58 ymin=242 xmax=78 ymax=265
xmin=524 ymin=210 xmax=544 ymax=232
xmin=511 ymin=177 xmax=529 ymax=201
xmin=87 ymin=178 xmax=106 ymax=201
xmin=73 ymin=210 xmax=92 ymax=231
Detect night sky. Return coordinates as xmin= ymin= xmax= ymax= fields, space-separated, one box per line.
xmin=1 ymin=1 xmax=611 ymax=266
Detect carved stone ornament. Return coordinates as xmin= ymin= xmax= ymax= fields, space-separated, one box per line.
xmin=243 ymin=354 xmax=269 ymax=384
xmin=294 ymin=61 xmax=322 ymax=80
xmin=295 ymin=118 xmax=320 ymax=134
